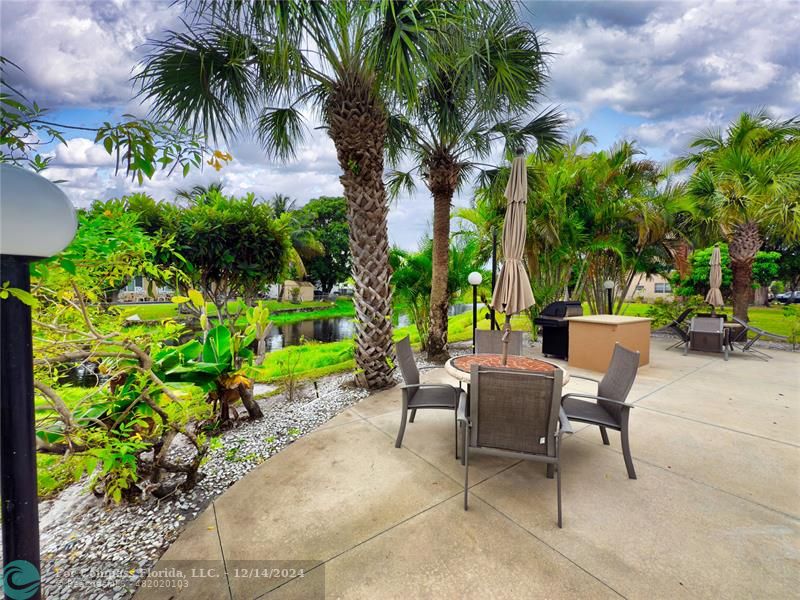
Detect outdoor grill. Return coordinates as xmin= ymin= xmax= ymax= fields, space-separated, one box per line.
xmin=534 ymin=301 xmax=583 ymax=359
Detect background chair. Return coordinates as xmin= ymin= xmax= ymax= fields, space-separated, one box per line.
xmin=656 ymin=307 xmax=693 ymax=353
xmin=458 ymin=365 xmax=571 ymax=527
xmin=689 ymin=316 xmax=728 ymax=359
xmin=395 ymin=336 xmax=463 ymax=456
xmin=729 ymin=316 xmax=788 ymax=360
xmin=475 ymin=329 xmax=523 ymax=355
xmin=561 ymin=343 xmax=639 ymax=479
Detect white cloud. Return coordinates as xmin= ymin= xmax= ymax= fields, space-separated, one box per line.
xmin=535 ymin=0 xmax=799 ymax=120
xmin=52 ymin=138 xmax=116 ymax=168
xmin=0 ymin=0 xmax=180 ymax=107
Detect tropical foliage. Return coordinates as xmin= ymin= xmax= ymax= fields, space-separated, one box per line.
xmin=391 ymin=237 xmax=485 ymax=349
xmin=294 ymin=196 xmax=351 ymax=293
xmin=670 ymin=244 xmax=780 ymax=300
xmin=462 ymin=133 xmax=694 ymax=329
xmin=386 ymin=2 xmax=563 ymax=360
xmin=679 ymin=110 xmax=800 ymax=320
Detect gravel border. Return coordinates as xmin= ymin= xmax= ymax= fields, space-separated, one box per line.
xmin=36 ymin=370 xmax=374 ymax=600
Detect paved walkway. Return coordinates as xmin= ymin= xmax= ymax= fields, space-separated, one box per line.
xmin=138 ymin=339 xmax=800 ymax=599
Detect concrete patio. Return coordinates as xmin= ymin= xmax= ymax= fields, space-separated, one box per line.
xmin=137 ymin=338 xmax=799 ymax=599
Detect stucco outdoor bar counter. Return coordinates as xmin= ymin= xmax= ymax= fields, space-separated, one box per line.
xmin=566 ymin=315 xmax=652 ymax=372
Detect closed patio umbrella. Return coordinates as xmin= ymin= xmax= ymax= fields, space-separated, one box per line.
xmin=490 ymin=150 xmax=535 ymax=364
xmin=705 ymin=244 xmax=724 ymax=315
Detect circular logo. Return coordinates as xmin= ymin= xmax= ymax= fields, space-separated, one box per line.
xmin=2 ymin=560 xmax=41 ymax=600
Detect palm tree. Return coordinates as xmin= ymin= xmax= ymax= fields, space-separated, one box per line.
xmin=137 ymin=1 xmax=487 ymax=388
xmin=387 ymin=6 xmax=563 ymax=360
xmin=174 ymin=181 xmax=225 ymax=205
xmin=267 ymin=195 xmax=324 ymax=281
xmin=680 ymin=111 xmax=800 ymax=320
xmin=266 ymin=193 xmax=297 ymax=217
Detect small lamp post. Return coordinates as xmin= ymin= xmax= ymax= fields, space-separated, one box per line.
xmin=1 ymin=164 xmax=77 ymax=598
xmin=468 ymin=272 xmax=483 ymax=353
xmin=603 ymin=279 xmax=615 ymax=315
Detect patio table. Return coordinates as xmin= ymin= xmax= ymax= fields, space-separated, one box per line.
xmin=444 ymin=353 xmax=570 ymax=384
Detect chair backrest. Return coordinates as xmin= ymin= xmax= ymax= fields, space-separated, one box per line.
xmin=475 ymin=329 xmax=523 ymax=355
xmin=696 ymin=312 xmax=728 ymax=321
xmin=691 ymin=316 xmax=723 ymax=333
xmin=394 ymin=336 xmax=419 ymax=400
xmin=674 ymin=307 xmax=694 ymax=325
xmin=469 ymin=365 xmax=562 ymax=457
xmin=597 ymin=344 xmax=639 ymax=422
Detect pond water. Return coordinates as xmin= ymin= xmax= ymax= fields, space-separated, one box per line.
xmin=266 ymin=302 xmax=482 ymax=351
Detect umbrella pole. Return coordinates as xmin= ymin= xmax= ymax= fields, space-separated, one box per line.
xmin=501 ymin=318 xmax=511 ymax=365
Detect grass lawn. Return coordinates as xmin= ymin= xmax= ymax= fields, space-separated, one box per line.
xmin=616 ymin=302 xmax=793 ymax=338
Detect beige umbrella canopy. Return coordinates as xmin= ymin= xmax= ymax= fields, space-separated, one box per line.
xmin=490 ymin=151 xmax=535 ymax=364
xmin=705 ymin=245 xmax=724 ymax=314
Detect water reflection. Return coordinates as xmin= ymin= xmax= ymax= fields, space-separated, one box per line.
xmin=266 ymin=317 xmax=356 ymax=351
xmin=268 ymin=303 xmax=480 ymax=351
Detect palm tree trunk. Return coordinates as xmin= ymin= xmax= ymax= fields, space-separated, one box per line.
xmin=327 ymin=77 xmax=395 ymax=389
xmin=427 ymin=184 xmax=456 ymax=361
xmin=728 ymin=221 xmax=762 ymax=322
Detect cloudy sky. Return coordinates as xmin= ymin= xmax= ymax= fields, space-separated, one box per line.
xmin=1 ymin=0 xmax=798 ymax=249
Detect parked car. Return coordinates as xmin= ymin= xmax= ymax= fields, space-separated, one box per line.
xmin=776 ymin=290 xmax=800 ymax=304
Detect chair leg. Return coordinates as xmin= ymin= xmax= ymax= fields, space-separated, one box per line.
xmin=453 ymin=412 xmax=458 ymax=460
xmin=463 ymin=427 xmax=470 ymax=511
xmin=546 ymin=463 xmax=554 ymax=479
xmin=409 ymin=408 xmax=417 ymax=423
xmin=556 ymin=460 xmax=563 ymax=528
xmin=620 ymin=425 xmax=637 ymax=480
xmin=600 ymin=426 xmax=610 ymax=445
xmin=395 ymin=409 xmax=408 ymax=449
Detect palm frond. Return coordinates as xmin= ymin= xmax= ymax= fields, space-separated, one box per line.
xmin=255 ymin=106 xmax=307 ymax=161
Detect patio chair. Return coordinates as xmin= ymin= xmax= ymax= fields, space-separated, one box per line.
xmin=394 ymin=336 xmax=464 ymax=457
xmin=474 ymin=329 xmax=523 ymax=355
xmin=657 ymin=307 xmax=693 ymax=353
xmin=561 ymin=343 xmax=639 ymax=479
xmin=689 ymin=316 xmax=728 ymax=360
xmin=729 ymin=316 xmax=788 ymax=361
xmin=458 ymin=365 xmax=571 ymax=527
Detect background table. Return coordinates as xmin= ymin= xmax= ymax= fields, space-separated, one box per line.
xmin=445 ymin=353 xmax=570 ymax=384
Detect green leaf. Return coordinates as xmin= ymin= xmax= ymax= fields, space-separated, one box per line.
xmin=188 ymin=289 xmax=204 ymax=309
xmin=60 ymin=258 xmax=77 ymax=275
xmin=103 ymin=136 xmax=113 ymax=154
xmin=8 ymin=287 xmax=38 ymax=306
xmin=203 ymin=325 xmax=232 ymax=365
xmin=171 ymin=295 xmax=190 ymax=304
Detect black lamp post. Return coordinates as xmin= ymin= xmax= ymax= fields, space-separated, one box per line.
xmin=604 ymin=279 xmax=615 ymax=315
xmin=1 ymin=165 xmax=77 ymax=600
xmin=489 ymin=227 xmax=497 ymax=330
xmin=468 ymin=272 xmax=483 ymax=353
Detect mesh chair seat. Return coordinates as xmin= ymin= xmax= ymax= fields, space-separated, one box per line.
xmin=408 ymin=385 xmax=459 ymax=409
xmin=561 ymin=396 xmax=619 ymax=429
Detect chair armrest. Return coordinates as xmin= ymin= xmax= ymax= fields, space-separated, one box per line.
xmin=401 ymin=383 xmax=461 ymax=402
xmin=568 ymin=374 xmax=600 ymax=385
xmin=457 ymin=394 xmax=468 ymax=424
xmin=558 ymin=407 xmax=573 ymax=434
xmin=401 ymin=383 xmax=458 ymax=391
xmin=562 ymin=392 xmax=634 ymax=408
